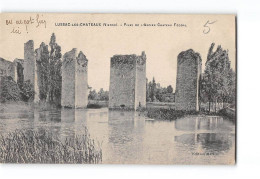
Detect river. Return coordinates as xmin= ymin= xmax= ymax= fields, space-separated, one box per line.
xmin=0 ymin=108 xmax=235 ymax=164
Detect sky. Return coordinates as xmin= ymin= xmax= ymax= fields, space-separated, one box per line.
xmin=0 ymin=14 xmax=236 ymax=91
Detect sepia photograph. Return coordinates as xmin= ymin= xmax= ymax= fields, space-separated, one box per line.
xmin=0 ymin=13 xmax=236 ymax=165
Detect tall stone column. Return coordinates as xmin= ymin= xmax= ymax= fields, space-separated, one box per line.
xmin=61 ymin=48 xmax=88 ymax=108
xmin=24 ymin=40 xmax=39 ymax=103
xmin=109 ymin=51 xmax=146 ymax=110
xmin=175 ymin=49 xmax=202 ymax=111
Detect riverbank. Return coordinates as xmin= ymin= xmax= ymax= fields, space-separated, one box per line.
xmin=144 ymin=108 xmax=236 ymax=122
xmin=0 ymin=100 xmax=109 ymax=112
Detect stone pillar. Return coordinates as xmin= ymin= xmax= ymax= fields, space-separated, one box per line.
xmin=13 ymin=58 xmax=24 ymax=84
xmin=175 ymin=49 xmax=202 ymax=111
xmin=24 ymin=40 xmax=35 ymax=85
xmin=24 ymin=40 xmax=39 ymax=102
xmin=61 ymin=49 xmax=88 ymax=108
xmin=109 ymin=51 xmax=146 ymax=110
xmin=134 ymin=51 xmax=146 ymax=109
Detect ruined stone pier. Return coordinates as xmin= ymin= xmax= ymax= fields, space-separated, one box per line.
xmin=175 ymin=49 xmax=202 ymax=111
xmin=109 ymin=51 xmax=146 ymax=110
xmin=61 ymin=48 xmax=88 ymax=108
xmin=24 ymin=40 xmax=40 ymax=102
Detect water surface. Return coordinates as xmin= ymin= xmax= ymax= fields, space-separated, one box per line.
xmin=0 ymin=108 xmax=235 ymax=164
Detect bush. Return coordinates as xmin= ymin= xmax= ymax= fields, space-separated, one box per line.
xmin=146 ymin=108 xmax=199 ymax=121
xmin=0 ymin=76 xmax=21 ymax=102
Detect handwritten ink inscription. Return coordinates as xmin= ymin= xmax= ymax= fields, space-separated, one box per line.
xmin=5 ymin=14 xmax=47 ymax=35
xmin=203 ymin=20 xmax=217 ymax=34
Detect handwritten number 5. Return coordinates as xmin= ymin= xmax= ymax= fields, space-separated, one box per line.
xmin=203 ymin=20 xmax=217 ymax=34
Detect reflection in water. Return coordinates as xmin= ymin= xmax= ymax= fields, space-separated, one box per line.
xmin=175 ymin=133 xmax=232 ymax=154
xmin=175 ymin=116 xmax=224 ymax=131
xmin=0 ymin=108 xmax=235 ymax=164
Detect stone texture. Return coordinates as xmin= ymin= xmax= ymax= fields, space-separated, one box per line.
xmin=13 ymin=58 xmax=24 ymax=85
xmin=175 ymin=49 xmax=202 ymax=111
xmin=61 ymin=49 xmax=88 ymax=108
xmin=109 ymin=51 xmax=146 ymax=110
xmin=24 ymin=40 xmax=35 ymax=85
xmin=24 ymin=40 xmax=40 ymax=102
xmin=0 ymin=58 xmax=15 ymax=83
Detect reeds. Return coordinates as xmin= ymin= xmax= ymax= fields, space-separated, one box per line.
xmin=0 ymin=129 xmax=102 ymax=164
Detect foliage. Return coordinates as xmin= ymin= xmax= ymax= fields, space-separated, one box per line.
xmin=19 ymin=80 xmax=35 ymax=102
xmin=146 ymin=77 xmax=175 ymax=102
xmin=200 ymin=43 xmax=236 ymax=112
xmin=36 ymin=42 xmax=49 ymax=101
xmin=88 ymin=88 xmax=109 ymax=101
xmin=146 ymin=108 xmax=198 ymax=121
xmin=0 ymin=76 xmax=35 ymax=103
xmin=48 ymin=33 xmax=62 ymax=105
xmin=35 ymin=33 xmax=62 ymax=106
xmin=0 ymin=129 xmax=102 ymax=164
xmin=0 ymin=76 xmax=21 ymax=102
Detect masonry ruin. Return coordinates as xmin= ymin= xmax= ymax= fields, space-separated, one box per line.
xmin=13 ymin=58 xmax=24 ymax=86
xmin=23 ymin=40 xmax=40 ymax=102
xmin=175 ymin=49 xmax=202 ymax=111
xmin=0 ymin=58 xmax=15 ymax=83
xmin=61 ymin=48 xmax=88 ymax=108
xmin=109 ymin=51 xmax=146 ymax=110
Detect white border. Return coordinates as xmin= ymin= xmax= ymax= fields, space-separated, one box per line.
xmin=1 ymin=0 xmax=260 ymax=179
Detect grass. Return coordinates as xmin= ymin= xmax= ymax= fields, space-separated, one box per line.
xmin=87 ymin=100 xmax=108 ymax=109
xmin=0 ymin=129 xmax=102 ymax=164
xmin=145 ymin=107 xmax=236 ymax=122
xmin=146 ymin=108 xmax=199 ymax=121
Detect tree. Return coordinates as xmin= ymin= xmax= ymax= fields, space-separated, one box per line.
xmin=20 ymin=80 xmax=35 ymax=102
xmin=35 ymin=33 xmax=62 ymax=106
xmin=48 ymin=33 xmax=62 ymax=106
xmin=88 ymin=89 xmax=98 ymax=100
xmin=201 ymin=43 xmax=235 ymax=112
xmin=0 ymin=76 xmax=21 ymax=102
xmin=146 ymin=77 xmax=175 ymax=103
xmin=35 ymin=42 xmax=49 ymax=101
xmin=98 ymin=88 xmax=109 ymax=101
xmin=150 ymin=77 xmax=156 ymax=102
xmin=166 ymin=85 xmax=173 ymax=93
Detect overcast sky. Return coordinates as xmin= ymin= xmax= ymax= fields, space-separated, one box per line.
xmin=0 ymin=14 xmax=236 ymax=91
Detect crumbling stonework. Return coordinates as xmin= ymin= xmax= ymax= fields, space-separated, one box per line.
xmin=61 ymin=49 xmax=88 ymax=108
xmin=24 ymin=40 xmax=40 ymax=102
xmin=109 ymin=51 xmax=146 ymax=110
xmin=0 ymin=58 xmax=15 ymax=83
xmin=175 ymin=49 xmax=202 ymax=111
xmin=13 ymin=58 xmax=24 ymax=85
xmin=24 ymin=40 xmax=35 ymax=85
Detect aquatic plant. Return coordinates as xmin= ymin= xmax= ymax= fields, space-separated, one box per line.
xmin=0 ymin=129 xmax=102 ymax=164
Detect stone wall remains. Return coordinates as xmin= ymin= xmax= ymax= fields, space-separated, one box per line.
xmin=75 ymin=51 xmax=88 ymax=108
xmin=24 ymin=40 xmax=35 ymax=85
xmin=61 ymin=49 xmax=88 ymax=108
xmin=0 ymin=58 xmax=15 ymax=83
xmin=135 ymin=51 xmax=146 ymax=109
xmin=109 ymin=51 xmax=146 ymax=110
xmin=175 ymin=49 xmax=202 ymax=111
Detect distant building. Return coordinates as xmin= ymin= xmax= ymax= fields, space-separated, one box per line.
xmin=175 ymin=49 xmax=202 ymax=111
xmin=61 ymin=48 xmax=88 ymax=108
xmin=109 ymin=51 xmax=146 ymax=110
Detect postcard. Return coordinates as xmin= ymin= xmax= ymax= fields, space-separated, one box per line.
xmin=0 ymin=13 xmax=236 ymax=164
